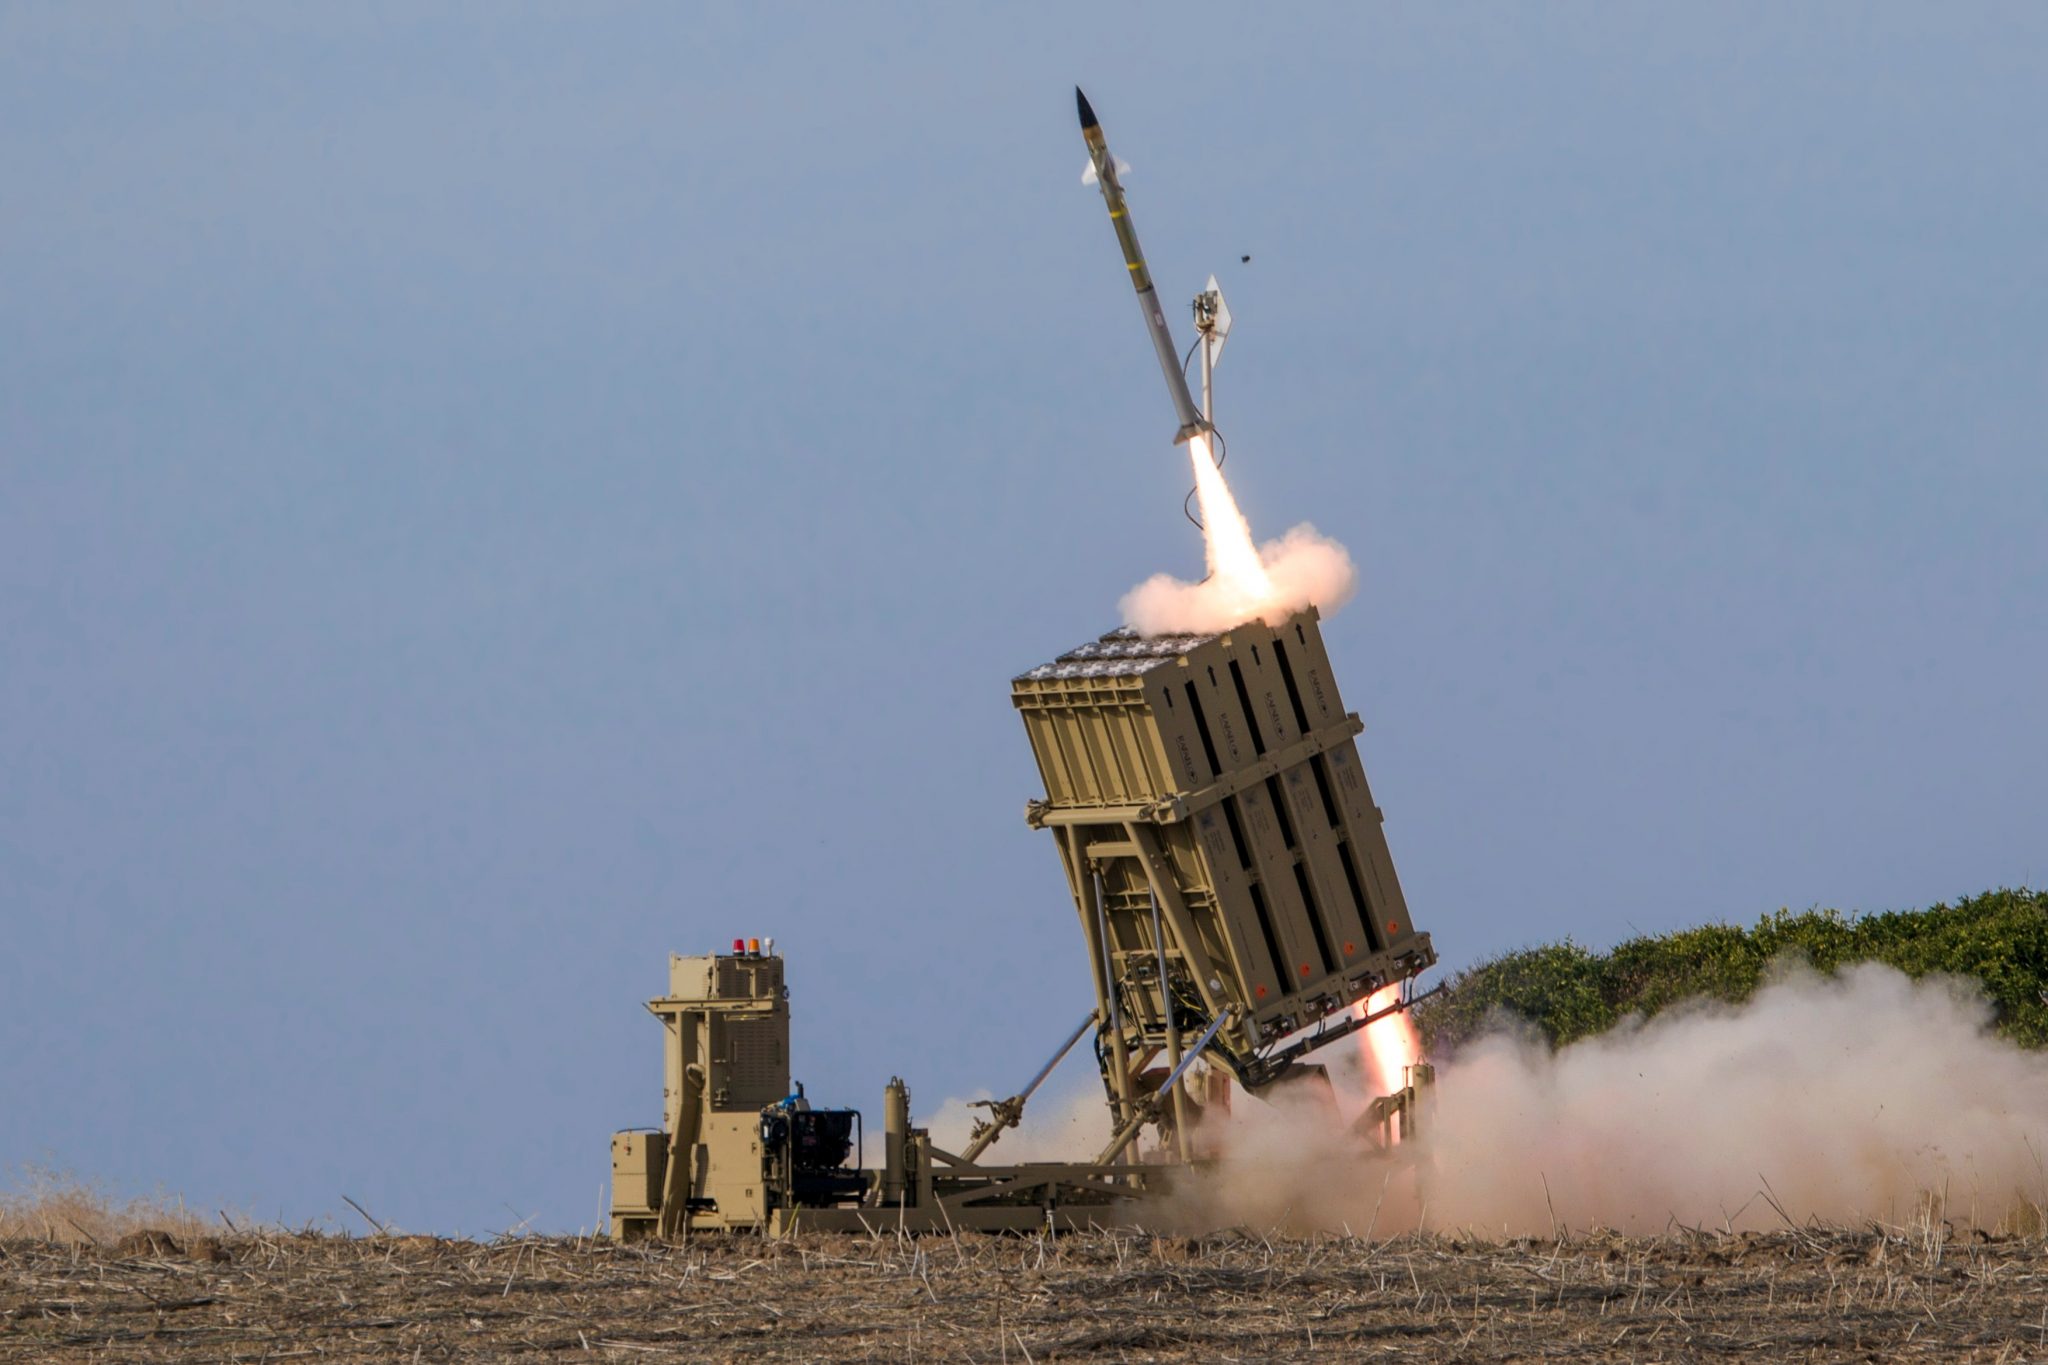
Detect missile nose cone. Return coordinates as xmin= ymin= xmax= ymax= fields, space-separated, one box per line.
xmin=1076 ymin=87 xmax=1099 ymax=131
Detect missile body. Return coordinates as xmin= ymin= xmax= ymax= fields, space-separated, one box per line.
xmin=1077 ymin=88 xmax=1211 ymax=446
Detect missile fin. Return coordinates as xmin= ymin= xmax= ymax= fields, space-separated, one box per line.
xmin=1080 ymin=155 xmax=1132 ymax=187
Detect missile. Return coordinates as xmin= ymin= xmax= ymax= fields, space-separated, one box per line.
xmin=1076 ymin=87 xmax=1212 ymax=446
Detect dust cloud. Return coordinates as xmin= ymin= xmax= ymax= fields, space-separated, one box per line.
xmin=1121 ymin=523 xmax=1357 ymax=636
xmin=928 ymin=965 xmax=2048 ymax=1236
xmin=1178 ymin=964 xmax=2048 ymax=1236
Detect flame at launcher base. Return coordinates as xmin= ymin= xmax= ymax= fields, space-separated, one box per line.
xmin=1355 ymin=986 xmax=1421 ymax=1103
xmin=1120 ymin=434 xmax=1360 ymax=637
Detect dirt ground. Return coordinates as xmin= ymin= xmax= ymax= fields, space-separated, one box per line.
xmin=6 ymin=1223 xmax=2048 ymax=1361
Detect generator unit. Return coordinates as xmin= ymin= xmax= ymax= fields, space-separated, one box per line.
xmin=610 ymin=943 xmax=1165 ymax=1238
xmin=609 ymin=947 xmax=809 ymax=1234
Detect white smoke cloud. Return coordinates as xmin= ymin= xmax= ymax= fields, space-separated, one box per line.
xmin=1172 ymin=964 xmax=2048 ymax=1236
xmin=905 ymin=966 xmax=2048 ymax=1236
xmin=1120 ymin=523 xmax=1357 ymax=637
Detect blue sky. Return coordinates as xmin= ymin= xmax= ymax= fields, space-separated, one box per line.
xmin=3 ymin=4 xmax=2043 ymax=1233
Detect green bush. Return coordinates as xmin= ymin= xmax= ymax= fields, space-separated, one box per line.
xmin=1413 ymin=888 xmax=2048 ymax=1054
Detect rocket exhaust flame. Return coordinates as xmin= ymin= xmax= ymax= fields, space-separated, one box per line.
xmin=1187 ymin=433 xmax=1273 ymax=605
xmin=1354 ymin=985 xmax=1421 ymax=1105
xmin=1122 ymin=434 xmax=1360 ymax=637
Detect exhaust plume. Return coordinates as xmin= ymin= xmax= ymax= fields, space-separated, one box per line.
xmin=914 ymin=977 xmax=2048 ymax=1236
xmin=1177 ymin=963 xmax=2048 ymax=1236
xmin=1355 ymin=985 xmax=1421 ymax=1100
xmin=1121 ymin=435 xmax=1357 ymax=636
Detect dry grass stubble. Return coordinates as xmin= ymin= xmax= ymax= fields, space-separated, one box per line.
xmin=8 ymin=1218 xmax=2048 ymax=1361
xmin=0 ymin=1170 xmax=221 ymax=1250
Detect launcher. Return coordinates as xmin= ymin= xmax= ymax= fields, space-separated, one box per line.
xmin=1012 ymin=608 xmax=1437 ymax=1159
xmin=606 ymin=610 xmax=1436 ymax=1237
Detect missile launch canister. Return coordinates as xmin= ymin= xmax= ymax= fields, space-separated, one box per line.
xmin=1014 ymin=608 xmax=1437 ymax=1094
xmin=1076 ymin=88 xmax=1212 ymax=446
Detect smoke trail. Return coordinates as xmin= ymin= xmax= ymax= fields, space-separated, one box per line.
xmin=1175 ymin=964 xmax=2048 ymax=1236
xmin=1121 ymin=436 xmax=1357 ymax=636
